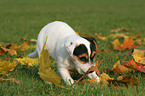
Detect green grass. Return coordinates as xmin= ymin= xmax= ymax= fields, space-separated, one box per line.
xmin=0 ymin=0 xmax=145 ymax=95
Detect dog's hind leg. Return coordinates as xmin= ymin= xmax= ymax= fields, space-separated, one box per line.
xmin=28 ymin=50 xmax=38 ymax=58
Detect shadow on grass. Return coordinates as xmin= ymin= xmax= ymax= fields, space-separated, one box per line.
xmin=14 ymin=63 xmax=43 ymax=81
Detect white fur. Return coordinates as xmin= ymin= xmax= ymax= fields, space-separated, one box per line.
xmin=28 ymin=21 xmax=100 ymax=85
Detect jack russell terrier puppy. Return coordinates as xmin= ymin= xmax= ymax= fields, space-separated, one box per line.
xmin=28 ymin=21 xmax=100 ymax=85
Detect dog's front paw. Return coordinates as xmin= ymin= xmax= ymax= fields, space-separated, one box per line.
xmin=67 ymin=78 xmax=74 ymax=86
xmin=88 ymin=71 xmax=100 ymax=83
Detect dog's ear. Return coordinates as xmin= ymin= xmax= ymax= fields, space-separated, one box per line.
xmin=83 ymin=37 xmax=98 ymax=52
xmin=65 ymin=41 xmax=77 ymax=56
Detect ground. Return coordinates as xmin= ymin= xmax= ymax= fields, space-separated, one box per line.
xmin=0 ymin=0 xmax=145 ymax=95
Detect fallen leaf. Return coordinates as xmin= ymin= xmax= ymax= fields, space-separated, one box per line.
xmin=123 ymin=60 xmax=137 ymax=70
xmin=86 ymin=61 xmax=101 ymax=76
xmin=30 ymin=39 xmax=37 ymax=42
xmin=110 ymin=27 xmax=129 ymax=33
xmin=132 ymin=52 xmax=145 ymax=65
xmin=16 ymin=57 xmax=39 ymax=67
xmin=135 ymin=39 xmax=142 ymax=45
xmin=38 ymin=37 xmax=62 ymax=87
xmin=111 ymin=39 xmax=121 ymax=50
xmin=18 ymin=41 xmax=30 ymax=51
xmin=109 ymin=33 xmax=129 ymax=38
xmin=99 ymin=73 xmax=114 ymax=84
xmin=0 ymin=46 xmax=17 ymax=56
xmin=111 ymin=37 xmax=139 ymax=51
xmin=0 ymin=59 xmax=16 ymax=75
xmin=116 ymin=75 xmax=139 ymax=86
xmin=107 ymin=75 xmax=139 ymax=87
xmin=123 ymin=37 xmax=135 ymax=49
xmin=94 ymin=33 xmax=107 ymax=40
xmin=111 ymin=60 xmax=133 ymax=74
xmin=136 ymin=64 xmax=145 ymax=73
xmin=123 ymin=60 xmax=145 ymax=73
xmin=6 ymin=43 xmax=18 ymax=50
xmin=0 ymin=78 xmax=20 ymax=84
xmin=133 ymin=49 xmax=145 ymax=55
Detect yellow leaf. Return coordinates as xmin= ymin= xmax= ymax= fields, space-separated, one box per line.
xmin=97 ymin=35 xmax=107 ymax=40
xmin=132 ymin=49 xmax=145 ymax=65
xmin=0 ymin=59 xmax=16 ymax=75
xmin=132 ymin=53 xmax=145 ymax=65
xmin=38 ymin=37 xmax=62 ymax=87
xmin=133 ymin=49 xmax=145 ymax=55
xmin=110 ymin=27 xmax=129 ymax=33
xmin=18 ymin=41 xmax=30 ymax=51
xmin=30 ymin=45 xmax=36 ymax=49
xmin=99 ymin=73 xmax=114 ymax=84
xmin=111 ymin=39 xmax=121 ymax=49
xmin=111 ymin=60 xmax=120 ymax=70
xmin=16 ymin=57 xmax=39 ymax=67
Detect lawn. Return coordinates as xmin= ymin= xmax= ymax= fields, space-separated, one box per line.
xmin=0 ymin=0 xmax=145 ymax=95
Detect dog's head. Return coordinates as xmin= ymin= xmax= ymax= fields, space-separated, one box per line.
xmin=65 ymin=36 xmax=98 ymax=74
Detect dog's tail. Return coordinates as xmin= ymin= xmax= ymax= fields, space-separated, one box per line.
xmin=28 ymin=50 xmax=38 ymax=58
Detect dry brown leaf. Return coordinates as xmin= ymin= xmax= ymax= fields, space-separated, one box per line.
xmin=111 ymin=60 xmax=133 ymax=74
xmin=0 ymin=78 xmax=20 ymax=84
xmin=110 ymin=27 xmax=129 ymax=33
xmin=6 ymin=43 xmax=18 ymax=50
xmin=107 ymin=75 xmax=139 ymax=87
xmin=116 ymin=75 xmax=139 ymax=86
xmin=86 ymin=61 xmax=101 ymax=76
xmin=109 ymin=33 xmax=129 ymax=38
xmin=0 ymin=46 xmax=17 ymax=56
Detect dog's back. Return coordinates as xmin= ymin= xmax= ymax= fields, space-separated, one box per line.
xmin=28 ymin=21 xmax=76 ymax=59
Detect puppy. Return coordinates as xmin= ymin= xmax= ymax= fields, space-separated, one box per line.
xmin=28 ymin=21 xmax=100 ymax=85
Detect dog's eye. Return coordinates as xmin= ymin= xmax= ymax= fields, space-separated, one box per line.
xmin=80 ymin=57 xmax=88 ymax=62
